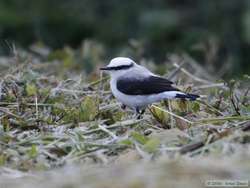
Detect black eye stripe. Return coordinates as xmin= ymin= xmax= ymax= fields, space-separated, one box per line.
xmin=108 ymin=63 xmax=133 ymax=70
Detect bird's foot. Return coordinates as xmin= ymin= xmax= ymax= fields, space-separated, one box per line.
xmin=135 ymin=108 xmax=145 ymax=119
xmin=121 ymin=104 xmax=126 ymax=110
xmin=136 ymin=114 xmax=142 ymax=119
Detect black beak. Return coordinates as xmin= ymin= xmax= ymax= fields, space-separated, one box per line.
xmin=100 ymin=67 xmax=112 ymax=70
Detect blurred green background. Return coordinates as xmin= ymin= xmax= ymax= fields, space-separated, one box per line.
xmin=0 ymin=0 xmax=250 ymax=77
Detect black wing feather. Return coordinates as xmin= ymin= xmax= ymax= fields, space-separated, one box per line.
xmin=117 ymin=76 xmax=179 ymax=95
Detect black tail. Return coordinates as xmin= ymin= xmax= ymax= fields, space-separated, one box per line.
xmin=175 ymin=93 xmax=200 ymax=101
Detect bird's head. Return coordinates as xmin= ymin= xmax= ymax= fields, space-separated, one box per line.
xmin=100 ymin=57 xmax=135 ymax=78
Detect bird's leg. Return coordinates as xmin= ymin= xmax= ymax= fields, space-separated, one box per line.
xmin=140 ymin=109 xmax=145 ymax=115
xmin=121 ymin=104 xmax=126 ymax=110
xmin=135 ymin=107 xmax=145 ymax=119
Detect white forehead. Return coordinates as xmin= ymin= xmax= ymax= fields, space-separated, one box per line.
xmin=108 ymin=57 xmax=135 ymax=67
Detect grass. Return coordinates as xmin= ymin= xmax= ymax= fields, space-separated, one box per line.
xmin=0 ymin=46 xmax=250 ymax=187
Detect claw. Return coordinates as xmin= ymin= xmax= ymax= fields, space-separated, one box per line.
xmin=121 ymin=104 xmax=126 ymax=110
xmin=135 ymin=107 xmax=145 ymax=119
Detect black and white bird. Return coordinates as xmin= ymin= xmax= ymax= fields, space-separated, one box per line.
xmin=100 ymin=57 xmax=199 ymax=116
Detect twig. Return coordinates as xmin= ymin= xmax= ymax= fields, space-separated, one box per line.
xmin=0 ymin=102 xmax=54 ymax=107
xmin=194 ymin=116 xmax=250 ymax=125
xmin=193 ymin=83 xmax=227 ymax=90
xmin=230 ymin=91 xmax=241 ymax=115
xmin=35 ymin=96 xmax=39 ymax=119
xmin=182 ymin=54 xmax=216 ymax=81
xmin=82 ymin=119 xmax=145 ymax=135
xmin=168 ymin=101 xmax=175 ymax=129
xmin=151 ymin=105 xmax=193 ymax=125
xmin=0 ymin=107 xmax=23 ymax=120
xmin=88 ymin=76 xmax=109 ymax=87
xmin=98 ymin=124 xmax=118 ymax=140
xmin=242 ymin=88 xmax=249 ymax=106
xmin=200 ymin=134 xmax=214 ymax=156
xmin=179 ymin=121 xmax=250 ymax=154
xmin=99 ymin=103 xmax=120 ymax=111
xmin=0 ymin=81 xmax=2 ymax=100
xmin=173 ymin=63 xmax=212 ymax=84
xmin=196 ymin=99 xmax=224 ymax=116
xmin=51 ymin=88 xmax=109 ymax=95
xmin=166 ymin=60 xmax=186 ymax=80
xmin=179 ymin=141 xmax=205 ymax=154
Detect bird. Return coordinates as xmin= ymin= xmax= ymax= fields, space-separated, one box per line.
xmin=100 ymin=57 xmax=199 ymax=117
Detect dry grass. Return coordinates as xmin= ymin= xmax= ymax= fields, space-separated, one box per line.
xmin=0 ymin=46 xmax=249 ymax=187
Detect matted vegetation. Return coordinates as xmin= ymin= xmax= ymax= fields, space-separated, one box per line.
xmin=0 ymin=44 xmax=250 ymax=187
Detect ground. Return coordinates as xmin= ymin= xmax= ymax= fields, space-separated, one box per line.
xmin=0 ymin=47 xmax=249 ymax=187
